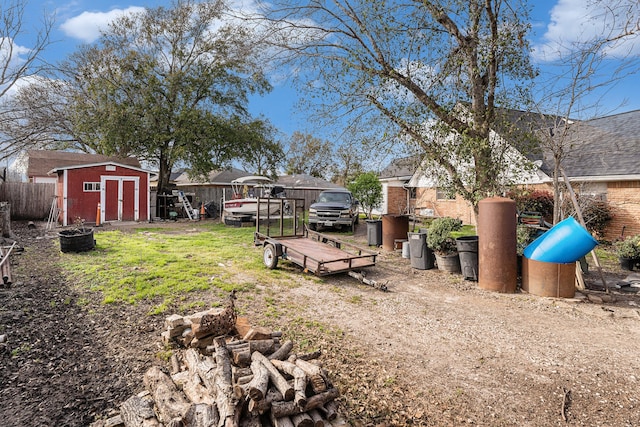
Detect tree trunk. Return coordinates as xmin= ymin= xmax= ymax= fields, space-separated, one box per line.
xmin=0 ymin=202 xmax=14 ymax=239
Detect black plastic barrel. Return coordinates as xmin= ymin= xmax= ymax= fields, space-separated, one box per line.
xmin=366 ymin=220 xmax=382 ymax=247
xmin=408 ymin=232 xmax=434 ymax=270
xmin=456 ymin=235 xmax=478 ymax=281
xmin=59 ymin=229 xmax=95 ymax=253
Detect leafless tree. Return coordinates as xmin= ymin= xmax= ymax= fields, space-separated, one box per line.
xmin=531 ymin=0 xmax=639 ymax=223
xmin=0 ymin=0 xmax=54 ymax=160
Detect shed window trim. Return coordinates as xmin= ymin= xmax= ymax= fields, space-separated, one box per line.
xmin=84 ymin=182 xmax=101 ymax=192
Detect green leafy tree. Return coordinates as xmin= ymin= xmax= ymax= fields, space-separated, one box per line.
xmin=347 ymin=172 xmax=382 ymax=220
xmin=7 ymin=0 xmax=273 ymax=195
xmin=256 ymin=0 xmax=537 ymax=212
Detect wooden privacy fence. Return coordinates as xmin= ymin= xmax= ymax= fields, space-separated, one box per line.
xmin=0 ymin=182 xmax=56 ymax=220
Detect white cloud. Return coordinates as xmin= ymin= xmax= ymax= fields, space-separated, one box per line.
xmin=533 ymin=0 xmax=640 ymax=62
xmin=60 ymin=7 xmax=146 ymax=43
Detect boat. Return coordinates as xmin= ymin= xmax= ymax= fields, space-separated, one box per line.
xmin=222 ymin=176 xmax=286 ymax=219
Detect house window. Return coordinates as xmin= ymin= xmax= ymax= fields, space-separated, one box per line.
xmin=84 ymin=182 xmax=101 ymax=192
xmin=436 ymin=188 xmax=455 ymax=200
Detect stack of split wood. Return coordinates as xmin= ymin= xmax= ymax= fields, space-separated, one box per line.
xmin=93 ymin=294 xmax=345 ymax=427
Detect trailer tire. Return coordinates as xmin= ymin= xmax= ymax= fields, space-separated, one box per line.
xmin=263 ymin=244 xmax=278 ymax=269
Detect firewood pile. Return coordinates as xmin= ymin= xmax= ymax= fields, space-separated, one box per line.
xmin=92 ymin=293 xmax=345 ymax=427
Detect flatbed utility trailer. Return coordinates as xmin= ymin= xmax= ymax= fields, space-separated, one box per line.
xmin=253 ymin=197 xmax=378 ymax=277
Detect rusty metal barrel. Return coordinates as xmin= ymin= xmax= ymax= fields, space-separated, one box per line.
xmin=478 ymin=197 xmax=517 ymax=293
xmin=381 ymin=215 xmax=409 ymax=251
xmin=521 ymin=257 xmax=575 ymax=298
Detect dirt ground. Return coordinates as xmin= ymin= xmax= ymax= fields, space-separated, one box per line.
xmin=1 ymin=219 xmax=640 ymax=426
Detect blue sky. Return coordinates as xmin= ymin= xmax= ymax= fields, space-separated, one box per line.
xmin=17 ymin=0 xmax=640 ymax=145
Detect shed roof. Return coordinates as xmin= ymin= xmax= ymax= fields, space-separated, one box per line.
xmin=48 ymin=161 xmax=150 ymax=175
xmin=26 ymin=150 xmax=141 ymax=177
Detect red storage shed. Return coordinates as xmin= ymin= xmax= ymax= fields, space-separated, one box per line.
xmin=49 ymin=161 xmax=151 ymax=226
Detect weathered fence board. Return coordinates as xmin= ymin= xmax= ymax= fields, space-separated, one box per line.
xmin=0 ymin=183 xmax=56 ymax=220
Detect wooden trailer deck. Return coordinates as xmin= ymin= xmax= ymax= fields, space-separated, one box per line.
xmin=267 ymin=234 xmax=377 ymax=276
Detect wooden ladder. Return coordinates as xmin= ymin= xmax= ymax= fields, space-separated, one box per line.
xmin=178 ymin=191 xmax=195 ymax=220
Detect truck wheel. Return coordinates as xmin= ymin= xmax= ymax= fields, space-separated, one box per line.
xmin=308 ymin=223 xmax=317 ymax=231
xmin=263 ymin=244 xmax=278 ymax=269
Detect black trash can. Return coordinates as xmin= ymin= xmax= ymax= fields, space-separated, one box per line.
xmin=408 ymin=231 xmax=434 ymax=270
xmin=366 ymin=220 xmax=382 ymax=247
xmin=456 ymin=236 xmax=478 ymax=281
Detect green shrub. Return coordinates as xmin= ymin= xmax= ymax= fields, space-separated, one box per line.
xmin=506 ymin=189 xmax=554 ymax=220
xmin=427 ymin=217 xmax=462 ymax=255
xmin=614 ymin=235 xmax=640 ymax=259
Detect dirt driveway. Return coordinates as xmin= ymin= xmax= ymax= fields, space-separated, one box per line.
xmin=1 ymin=220 xmax=640 ymax=426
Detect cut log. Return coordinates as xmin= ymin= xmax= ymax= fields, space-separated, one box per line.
xmin=270 ymin=413 xmax=295 ymax=427
xmin=119 ymin=395 xmax=161 ymax=427
xmin=291 ymin=413 xmax=314 ymax=427
xmin=270 ymin=388 xmax=339 ymax=419
xmin=251 ymin=351 xmax=294 ymax=401
xmin=182 ymin=403 xmax=220 ymax=427
xmin=182 ymin=374 xmax=215 ymax=405
xmin=268 ymin=340 xmax=293 ymax=361
xmin=308 ymin=409 xmax=325 ymax=427
xmin=234 ymin=316 xmax=252 ymax=338
xmin=294 ymin=359 xmax=327 ymax=393
xmin=246 ymin=359 xmax=270 ymax=401
xmin=213 ymin=336 xmax=240 ymax=427
xmin=229 ymin=339 xmax=280 ymax=355
xmin=170 ymin=353 xmax=180 ymax=374
xmin=197 ymin=292 xmax=237 ymax=339
xmin=239 ymin=413 xmax=263 ymax=427
xmin=322 ymin=400 xmax=338 ymax=421
xmin=183 ymin=349 xmax=217 ymax=396
xmin=243 ymin=326 xmax=273 ymax=341
xmin=248 ymin=388 xmax=283 ymax=415
xmin=143 ymin=366 xmax=190 ymax=423
xmin=296 ymin=351 xmax=322 ymax=361
xmin=165 ymin=314 xmax=185 ymax=329
xmin=236 ymin=374 xmax=254 ymax=386
xmin=270 ymin=359 xmax=307 ymax=407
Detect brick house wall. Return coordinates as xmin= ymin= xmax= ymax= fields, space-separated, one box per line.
xmin=386 ymin=186 xmax=408 ymax=215
xmin=415 ymin=188 xmax=476 ymax=225
xmin=605 ymin=181 xmax=640 ymax=241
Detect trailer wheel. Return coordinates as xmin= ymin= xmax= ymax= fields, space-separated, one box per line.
xmin=263 ymin=244 xmax=278 ymax=269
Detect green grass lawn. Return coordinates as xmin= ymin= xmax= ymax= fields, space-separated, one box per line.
xmin=59 ymin=223 xmax=294 ymax=314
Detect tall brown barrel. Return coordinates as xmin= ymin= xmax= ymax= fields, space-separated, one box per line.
xmin=381 ymin=215 xmax=409 ymax=251
xmin=478 ymin=197 xmax=517 ymax=293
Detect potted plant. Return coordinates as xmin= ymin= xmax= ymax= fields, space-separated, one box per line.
xmin=59 ymin=217 xmax=95 ymax=253
xmin=614 ymin=235 xmax=640 ymax=270
xmin=427 ymin=217 xmax=462 ymax=273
